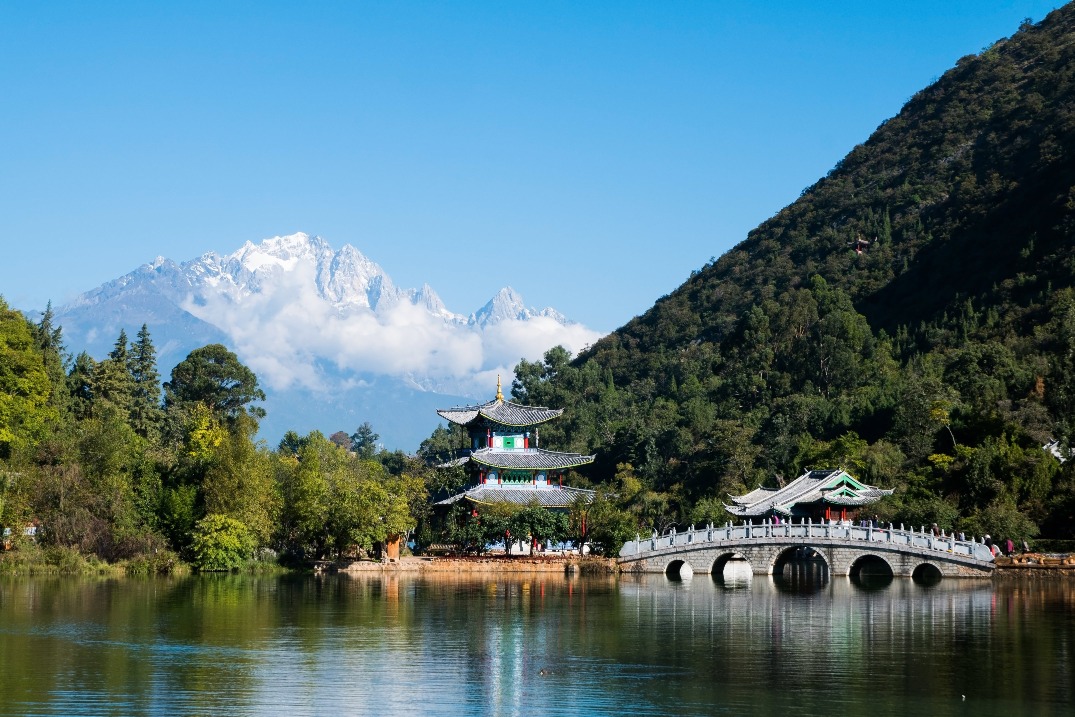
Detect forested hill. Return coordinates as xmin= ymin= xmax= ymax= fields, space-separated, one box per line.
xmin=512 ymin=5 xmax=1075 ymax=541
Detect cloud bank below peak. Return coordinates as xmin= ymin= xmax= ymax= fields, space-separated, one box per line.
xmin=160 ymin=233 xmax=603 ymax=397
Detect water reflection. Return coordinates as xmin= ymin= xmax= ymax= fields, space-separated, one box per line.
xmin=849 ymin=556 xmax=895 ymax=591
xmin=712 ymin=558 xmax=752 ymax=589
xmin=0 ymin=573 xmax=1072 ymax=716
xmin=772 ymin=547 xmax=829 ymax=594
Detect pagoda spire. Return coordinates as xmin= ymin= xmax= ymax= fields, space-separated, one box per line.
xmin=496 ymin=374 xmax=504 ymax=402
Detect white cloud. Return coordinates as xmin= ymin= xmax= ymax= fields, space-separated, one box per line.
xmin=181 ymin=262 xmax=604 ymax=398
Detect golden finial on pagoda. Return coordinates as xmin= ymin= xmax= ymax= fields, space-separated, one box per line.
xmin=496 ymin=374 xmax=503 ymax=402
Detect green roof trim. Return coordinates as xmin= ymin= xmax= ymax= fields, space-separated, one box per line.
xmin=823 ymin=471 xmax=867 ymax=492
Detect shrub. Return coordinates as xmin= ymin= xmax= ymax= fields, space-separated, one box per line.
xmin=189 ymin=514 xmax=256 ymax=571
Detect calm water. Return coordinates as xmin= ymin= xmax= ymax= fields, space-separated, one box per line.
xmin=0 ymin=568 xmax=1071 ymax=717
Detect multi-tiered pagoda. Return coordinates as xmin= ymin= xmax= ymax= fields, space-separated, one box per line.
xmin=435 ymin=378 xmax=595 ymax=510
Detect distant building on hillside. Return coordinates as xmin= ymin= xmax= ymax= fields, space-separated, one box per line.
xmin=434 ymin=377 xmax=595 ymax=512
xmin=724 ymin=469 xmax=892 ymax=523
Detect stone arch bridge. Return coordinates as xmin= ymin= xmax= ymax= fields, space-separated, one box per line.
xmin=618 ymin=521 xmax=995 ymax=579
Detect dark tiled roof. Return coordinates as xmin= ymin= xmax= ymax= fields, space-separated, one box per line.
xmin=724 ymin=469 xmax=893 ymax=517
xmin=437 ymin=399 xmax=563 ymax=427
xmin=468 ymin=448 xmax=595 ymax=470
xmin=435 ymin=484 xmax=595 ymax=508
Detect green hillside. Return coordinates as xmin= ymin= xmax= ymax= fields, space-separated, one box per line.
xmin=513 ymin=5 xmax=1075 ymax=542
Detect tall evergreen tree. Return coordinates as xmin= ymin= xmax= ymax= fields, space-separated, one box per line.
xmin=350 ymin=422 xmax=380 ymax=459
xmin=91 ymin=329 xmax=135 ymax=418
xmin=33 ymin=302 xmax=70 ymax=417
xmin=127 ymin=324 xmax=163 ymax=438
xmin=66 ymin=352 xmax=96 ymax=421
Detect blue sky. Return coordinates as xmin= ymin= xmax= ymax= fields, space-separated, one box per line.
xmin=0 ymin=1 xmax=1062 ymax=334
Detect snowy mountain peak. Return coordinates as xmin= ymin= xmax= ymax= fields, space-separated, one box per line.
xmin=229 ymin=232 xmax=327 ymax=274
xmin=470 ymin=286 xmax=567 ymax=327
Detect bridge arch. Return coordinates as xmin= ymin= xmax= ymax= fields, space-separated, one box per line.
xmin=911 ymin=561 xmax=943 ymax=584
xmin=710 ymin=552 xmax=751 ymax=581
xmin=772 ymin=545 xmax=830 ymax=576
xmin=848 ymin=553 xmax=895 ymax=587
xmin=768 ymin=545 xmax=831 ymax=592
xmin=665 ymin=558 xmax=696 ymax=579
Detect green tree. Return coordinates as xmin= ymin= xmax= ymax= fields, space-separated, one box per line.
xmin=90 ymin=329 xmax=136 ymax=418
xmin=190 ymin=513 xmax=256 ymax=571
xmin=128 ymin=324 xmax=163 ymax=438
xmin=350 ymin=422 xmax=379 ymax=459
xmin=201 ymin=414 xmax=279 ymax=548
xmin=33 ymin=302 xmax=70 ymax=417
xmin=164 ymin=344 xmax=266 ymax=422
xmin=0 ymin=297 xmax=54 ymax=460
xmin=66 ymin=352 xmax=96 ymax=421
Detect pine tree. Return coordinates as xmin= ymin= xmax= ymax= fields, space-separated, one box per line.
xmin=67 ymin=351 xmax=96 ymax=420
xmin=91 ymin=329 xmax=135 ymax=418
xmin=33 ymin=302 xmax=70 ymax=417
xmin=127 ymin=324 xmax=163 ymax=438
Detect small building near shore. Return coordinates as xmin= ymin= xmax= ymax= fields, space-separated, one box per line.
xmin=724 ymin=468 xmax=893 ymax=523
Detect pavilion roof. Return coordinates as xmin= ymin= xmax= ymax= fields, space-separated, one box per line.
xmin=437 ymin=398 xmax=563 ymax=428
xmin=468 ymin=447 xmax=594 ymax=470
xmin=435 ymin=484 xmax=595 ymax=508
xmin=724 ymin=469 xmax=893 ymax=518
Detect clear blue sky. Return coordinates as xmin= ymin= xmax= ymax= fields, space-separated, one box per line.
xmin=0 ymin=1 xmax=1061 ymax=333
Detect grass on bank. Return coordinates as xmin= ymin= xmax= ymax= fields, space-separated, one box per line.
xmin=0 ymin=542 xmax=294 ymax=577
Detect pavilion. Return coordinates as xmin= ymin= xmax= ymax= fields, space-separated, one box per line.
xmin=724 ymin=468 xmax=893 ymax=523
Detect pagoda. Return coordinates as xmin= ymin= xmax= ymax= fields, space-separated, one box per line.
xmin=434 ymin=377 xmax=595 ymax=510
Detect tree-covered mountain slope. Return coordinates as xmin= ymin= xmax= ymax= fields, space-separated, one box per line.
xmin=512 ymin=5 xmax=1075 ymax=541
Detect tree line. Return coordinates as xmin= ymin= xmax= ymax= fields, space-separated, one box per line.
xmin=0 ymin=298 xmax=430 ymax=572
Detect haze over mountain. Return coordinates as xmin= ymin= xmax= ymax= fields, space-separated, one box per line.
xmin=52 ymin=232 xmax=602 ymax=448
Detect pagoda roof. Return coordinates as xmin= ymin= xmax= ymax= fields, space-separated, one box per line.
xmin=437 ymin=398 xmax=563 ymax=428
xmin=471 ymin=447 xmax=594 ymax=470
xmin=435 ymin=484 xmax=595 ymax=508
xmin=445 ymin=447 xmax=595 ymax=471
xmin=724 ymin=469 xmax=893 ymax=518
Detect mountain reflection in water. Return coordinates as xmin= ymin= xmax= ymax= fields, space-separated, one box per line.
xmin=0 ymin=573 xmax=1070 ymax=717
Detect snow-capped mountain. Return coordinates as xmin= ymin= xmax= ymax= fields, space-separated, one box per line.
xmin=469 ymin=287 xmax=567 ymax=328
xmin=53 ymin=233 xmax=603 ymax=449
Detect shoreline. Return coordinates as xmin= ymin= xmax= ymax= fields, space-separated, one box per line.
xmin=337 ymin=555 xmax=617 ymax=574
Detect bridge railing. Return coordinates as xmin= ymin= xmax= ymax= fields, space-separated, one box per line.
xmin=619 ymin=520 xmax=996 ymax=563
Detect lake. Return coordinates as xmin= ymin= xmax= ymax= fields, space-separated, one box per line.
xmin=0 ymin=568 xmax=1071 ymax=716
